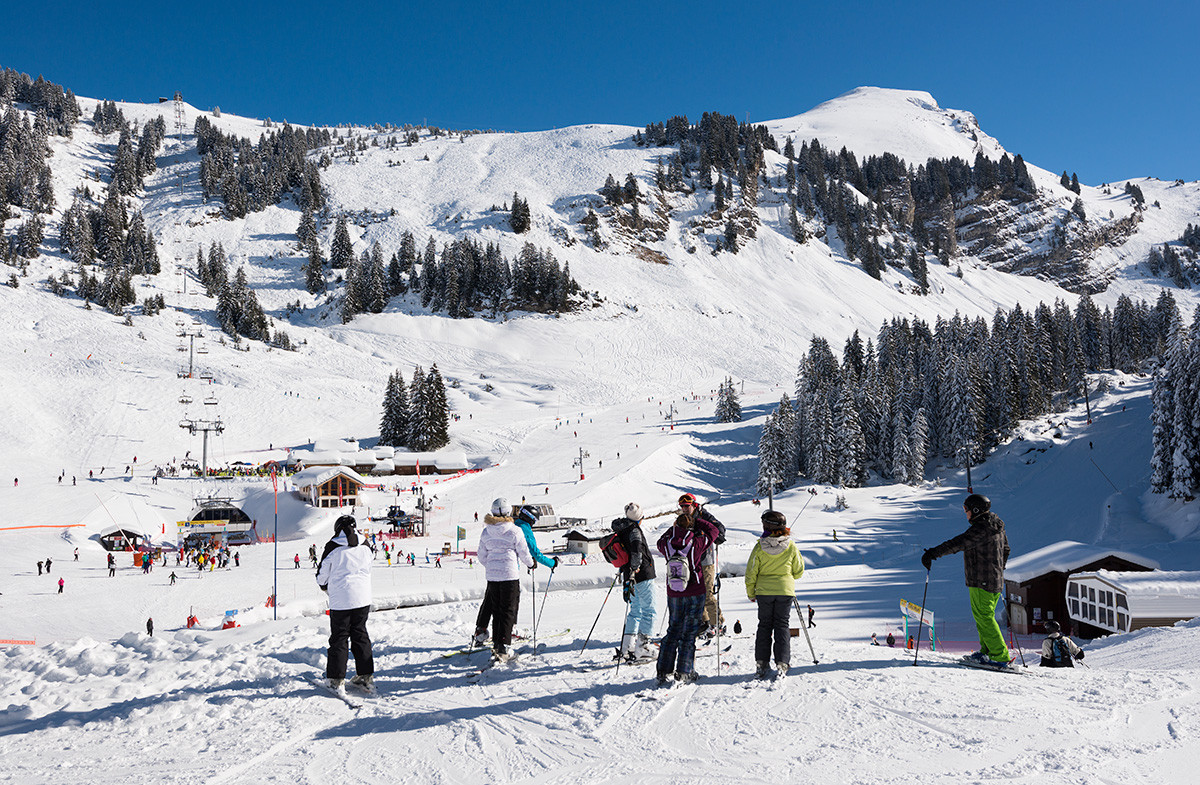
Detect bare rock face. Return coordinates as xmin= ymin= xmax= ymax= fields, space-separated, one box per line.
xmin=955 ymin=190 xmax=1142 ymax=294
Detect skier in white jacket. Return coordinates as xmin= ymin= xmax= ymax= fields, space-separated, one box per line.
xmin=474 ymin=498 xmax=536 ymax=661
xmin=316 ymin=515 xmax=375 ymax=690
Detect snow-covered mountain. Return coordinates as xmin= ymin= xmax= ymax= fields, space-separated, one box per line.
xmin=3 ymin=77 xmax=1200 ymax=785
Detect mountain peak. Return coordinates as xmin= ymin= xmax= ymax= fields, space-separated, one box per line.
xmin=766 ymin=86 xmax=1006 ymax=166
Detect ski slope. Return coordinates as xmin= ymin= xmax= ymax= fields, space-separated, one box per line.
xmin=2 ymin=85 xmax=1200 ymax=783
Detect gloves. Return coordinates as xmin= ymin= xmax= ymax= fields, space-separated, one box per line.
xmin=1075 ymin=650 xmax=1084 ymax=660
xmin=623 ymin=579 xmax=636 ymax=602
xmin=552 ymin=557 xmax=559 ymax=569
xmin=921 ymin=549 xmax=934 ymax=571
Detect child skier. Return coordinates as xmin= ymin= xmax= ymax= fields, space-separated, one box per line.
xmin=1040 ymin=620 xmax=1085 ymax=668
xmin=744 ymin=510 xmax=804 ymax=679
xmin=474 ymin=498 xmax=536 ymax=662
xmin=655 ymin=511 xmax=721 ymax=686
xmin=611 ymin=502 xmax=656 ymax=662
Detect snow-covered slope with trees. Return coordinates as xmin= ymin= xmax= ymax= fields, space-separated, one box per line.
xmin=2 ymin=68 xmax=1200 ymax=783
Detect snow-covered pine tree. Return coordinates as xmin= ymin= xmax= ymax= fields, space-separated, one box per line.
xmin=908 ymin=407 xmax=929 ymax=485
xmin=329 ymin=216 xmax=354 ymax=269
xmin=832 ymin=382 xmax=867 ymax=487
xmin=407 ymin=366 xmax=426 ymax=449
xmin=305 ymin=240 xmax=326 ymax=294
xmin=379 ymin=371 xmax=411 ymax=448
xmin=714 ymin=377 xmax=742 ymax=422
xmin=423 ymin=365 xmax=451 ymax=450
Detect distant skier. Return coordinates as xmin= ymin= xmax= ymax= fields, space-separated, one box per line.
xmin=922 ymin=494 xmax=1012 ymax=667
xmin=1040 ymin=620 xmax=1085 ymax=668
xmin=611 ymin=502 xmax=655 ymax=662
xmin=886 ymin=632 xmax=895 ymax=647
xmin=169 ymin=571 xmax=177 ymax=586
xmin=37 ymin=560 xmax=43 ymax=576
xmin=807 ymin=604 xmax=816 ymax=628
xmin=294 ymin=554 xmax=300 ymax=569
xmin=45 ymin=557 xmax=52 ymax=573
xmin=473 ymin=498 xmax=535 ymax=662
xmin=58 ymin=577 xmax=64 ymax=594
xmin=871 ymin=633 xmax=880 ymax=646
xmin=744 ymin=510 xmax=804 ymax=680
xmin=316 ymin=515 xmax=375 ymax=691
xmin=74 ymin=548 xmax=79 ymax=561
xmin=107 ymin=553 xmax=116 ymax=577
xmin=146 ymin=617 xmax=154 ymax=636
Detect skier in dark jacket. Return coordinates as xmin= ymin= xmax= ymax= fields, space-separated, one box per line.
xmin=922 ymin=494 xmax=1011 ymax=665
xmin=655 ymin=511 xmax=721 ymax=685
xmin=612 ymin=502 xmax=656 ymax=661
xmin=1040 ymin=620 xmax=1084 ymax=668
xmin=678 ymin=493 xmax=726 ymax=638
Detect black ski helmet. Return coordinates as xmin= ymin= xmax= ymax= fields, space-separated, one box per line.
xmin=334 ymin=515 xmax=357 ymax=535
xmin=516 ymin=505 xmax=540 ymax=525
xmin=964 ymin=493 xmax=991 ymax=515
xmin=1044 ymin=620 xmax=1061 ymax=633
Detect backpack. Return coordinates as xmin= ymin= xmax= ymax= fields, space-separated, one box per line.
xmin=599 ymin=532 xmax=629 ymax=569
xmin=1051 ymin=637 xmax=1075 ymax=668
xmin=663 ymin=531 xmax=695 ymax=593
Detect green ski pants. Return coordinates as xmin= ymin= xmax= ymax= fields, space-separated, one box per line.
xmin=968 ymin=587 xmax=1010 ymax=662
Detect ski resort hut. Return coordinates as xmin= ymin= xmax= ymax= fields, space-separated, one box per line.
xmin=1065 ymin=570 xmax=1200 ymax=638
xmin=1004 ymin=541 xmax=1158 ymax=635
xmin=98 ymin=526 xmax=150 ymax=552
xmin=291 ymin=466 xmax=367 ymax=508
xmin=562 ymin=528 xmax=605 ymax=556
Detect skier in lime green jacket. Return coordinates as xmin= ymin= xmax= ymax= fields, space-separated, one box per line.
xmin=745 ymin=509 xmax=805 ymax=679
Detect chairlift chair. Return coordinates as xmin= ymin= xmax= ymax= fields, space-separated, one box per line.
xmin=203 ymin=395 xmax=218 ymax=406
xmin=199 ymin=371 xmax=214 ymax=381
xmin=196 ymin=346 xmax=209 ymax=355
xmin=178 ymin=393 xmax=193 ymax=405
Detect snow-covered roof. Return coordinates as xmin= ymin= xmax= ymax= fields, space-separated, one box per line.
xmin=1071 ymin=570 xmax=1200 ymax=622
xmin=1005 ymin=540 xmax=1158 ymax=584
xmin=291 ymin=465 xmax=368 ymax=488
xmin=294 ymin=447 xmax=468 ymax=472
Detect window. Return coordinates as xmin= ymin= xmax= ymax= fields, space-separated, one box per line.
xmin=1070 ymin=599 xmax=1079 ymax=615
xmin=1116 ymin=594 xmax=1128 ymax=610
xmin=1118 ymin=612 xmax=1127 ymax=630
xmin=1069 ymin=584 xmax=1079 ymax=597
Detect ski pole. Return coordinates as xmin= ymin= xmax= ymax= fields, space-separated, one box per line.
xmin=792 ymin=596 xmax=820 ymax=665
xmin=912 ymin=569 xmax=931 ymax=666
xmin=615 ymin=594 xmax=632 ymax=676
xmin=714 ymin=545 xmax=723 ymax=674
xmin=580 ymin=573 xmax=619 ymax=656
xmin=535 ymin=563 xmax=555 ymax=633
xmin=791 ymin=487 xmax=819 ymax=527
xmin=530 ymin=568 xmax=537 ymax=655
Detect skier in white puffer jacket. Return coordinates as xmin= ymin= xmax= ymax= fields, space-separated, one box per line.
xmin=316 ymin=515 xmax=375 ymax=690
xmin=473 ymin=498 xmax=535 ymax=661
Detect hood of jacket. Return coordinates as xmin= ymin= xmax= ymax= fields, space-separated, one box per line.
xmin=611 ymin=516 xmax=638 ymax=533
xmin=484 ymin=514 xmax=513 ymax=526
xmin=758 ymin=534 xmax=792 ymax=556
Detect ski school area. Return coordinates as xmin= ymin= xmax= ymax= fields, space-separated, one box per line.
xmin=2 ymin=379 xmax=1199 ymax=784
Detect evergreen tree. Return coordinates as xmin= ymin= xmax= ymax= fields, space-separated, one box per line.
xmin=329 ymin=216 xmax=354 ymax=269
xmin=832 ymin=383 xmax=867 ymax=487
xmin=379 ymin=371 xmax=412 ymax=448
xmin=305 ymin=241 xmax=326 ymax=294
xmin=510 ymin=193 xmax=531 ymax=234
xmin=714 ymin=377 xmax=743 ymax=422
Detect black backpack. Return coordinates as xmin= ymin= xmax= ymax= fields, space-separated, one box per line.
xmin=1051 ymin=637 xmax=1075 ymax=667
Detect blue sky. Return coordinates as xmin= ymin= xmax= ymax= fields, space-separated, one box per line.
xmin=3 ymin=1 xmax=1196 ymax=183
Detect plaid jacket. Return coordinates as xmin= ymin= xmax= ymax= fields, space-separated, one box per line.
xmin=929 ymin=511 xmax=1010 ymax=593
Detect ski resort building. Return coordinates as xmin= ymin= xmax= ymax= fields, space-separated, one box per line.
xmin=1065 ymin=570 xmax=1200 ymax=637
xmin=1004 ymin=541 xmax=1158 ymax=636
xmin=177 ymin=499 xmax=256 ymax=548
xmin=290 ymin=440 xmax=469 ymax=477
xmin=291 ymin=466 xmax=368 ymax=508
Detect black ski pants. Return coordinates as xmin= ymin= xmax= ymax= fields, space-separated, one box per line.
xmin=327 ymin=605 xmax=374 ymax=679
xmin=476 ymin=579 xmax=521 ymax=648
xmin=754 ymin=595 xmax=792 ymax=665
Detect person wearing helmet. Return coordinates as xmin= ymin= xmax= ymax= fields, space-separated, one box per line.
xmin=1040 ymin=620 xmax=1084 ymax=668
xmin=678 ymin=492 xmax=726 ymax=638
xmin=316 ymin=515 xmax=375 ymax=691
xmin=474 ymin=498 xmax=536 ymax=661
xmin=921 ymin=494 xmax=1012 ymax=666
xmin=513 ymin=504 xmax=559 ymax=572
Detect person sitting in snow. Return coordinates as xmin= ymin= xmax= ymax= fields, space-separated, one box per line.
xmin=1040 ymin=620 xmax=1084 ymax=668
